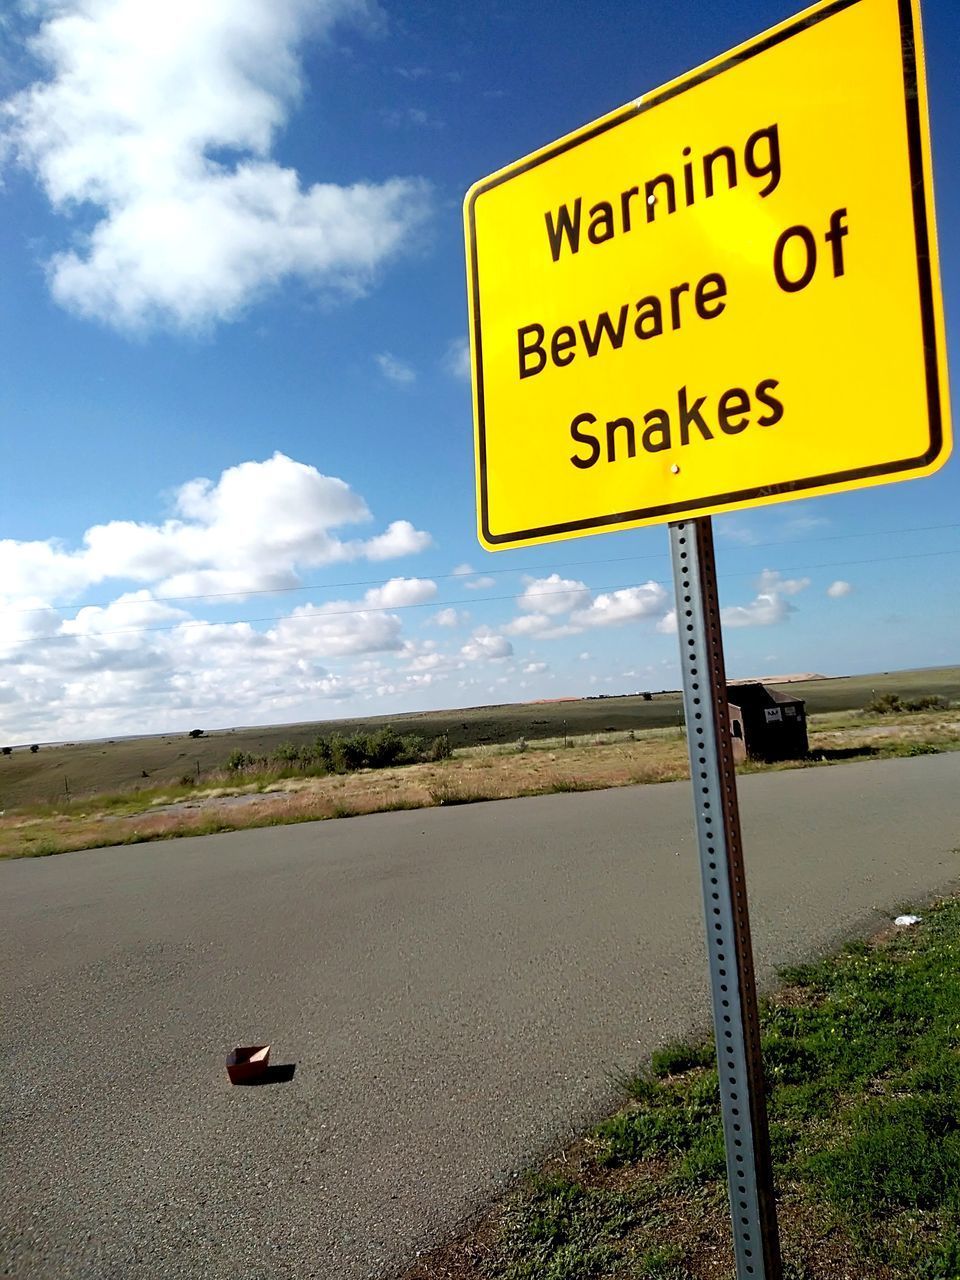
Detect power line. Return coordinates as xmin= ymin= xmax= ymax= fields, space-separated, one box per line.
xmin=6 ymin=520 xmax=960 ymax=616
xmin=2 ymin=546 xmax=957 ymax=653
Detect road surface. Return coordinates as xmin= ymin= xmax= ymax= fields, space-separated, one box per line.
xmin=2 ymin=753 xmax=958 ymax=1279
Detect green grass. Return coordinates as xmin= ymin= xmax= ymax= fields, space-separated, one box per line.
xmin=491 ymin=1176 xmax=639 ymax=1280
xmin=437 ymin=898 xmax=960 ymax=1280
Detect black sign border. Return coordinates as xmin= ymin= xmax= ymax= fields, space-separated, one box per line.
xmin=467 ymin=0 xmax=945 ymax=546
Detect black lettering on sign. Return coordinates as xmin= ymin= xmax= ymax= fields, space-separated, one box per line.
xmin=606 ymin=417 xmax=637 ymax=463
xmin=669 ymin=282 xmax=690 ymax=330
xmin=541 ymin=123 xmax=783 ymax=261
xmin=551 ymin=326 xmax=577 ymax=367
xmin=620 ymin=187 xmax=641 ymax=232
xmin=545 ymin=198 xmax=582 ymax=261
xmin=743 ymin=125 xmax=781 ymax=196
xmin=695 ymin=273 xmax=727 ymax=319
xmin=565 ymin=377 xmax=784 ymax=470
xmin=588 ymin=201 xmax=615 ymax=244
xmin=578 ymin=306 xmax=629 ymax=357
xmin=634 ymin=296 xmax=663 ymax=340
xmin=645 ymin=174 xmax=676 ymax=221
xmin=825 ymin=208 xmax=849 ymax=277
xmin=755 ymin=379 xmax=784 ymax=426
xmin=570 ymin=412 xmax=601 ymax=468
xmin=678 ymin=386 xmax=713 ymax=444
xmin=703 ymin=146 xmax=737 ymax=198
xmin=718 ymin=387 xmax=751 ymax=434
xmin=642 ymin=408 xmax=671 ymax=452
xmin=774 ymin=225 xmax=817 ymax=293
xmin=681 ymin=147 xmax=696 ymax=207
xmin=518 ymin=323 xmax=546 ymax=378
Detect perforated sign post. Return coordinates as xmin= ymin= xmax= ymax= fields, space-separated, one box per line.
xmin=463 ymin=0 xmax=950 ymax=1276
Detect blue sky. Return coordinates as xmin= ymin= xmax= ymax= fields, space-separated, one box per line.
xmin=0 ymin=0 xmax=956 ymax=744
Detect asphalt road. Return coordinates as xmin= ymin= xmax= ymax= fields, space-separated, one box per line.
xmin=2 ymin=753 xmax=959 ymax=1279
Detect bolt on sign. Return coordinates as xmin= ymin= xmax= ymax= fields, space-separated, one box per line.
xmin=464 ymin=0 xmax=951 ymax=551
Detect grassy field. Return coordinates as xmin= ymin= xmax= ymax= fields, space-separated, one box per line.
xmin=405 ymin=898 xmax=960 ymax=1280
xmin=1 ymin=665 xmax=958 ymax=814
xmin=2 ymin=703 xmax=958 ymax=859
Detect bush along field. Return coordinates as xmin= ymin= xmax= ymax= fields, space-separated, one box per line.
xmin=223 ymin=726 xmax=453 ymax=777
xmin=407 ymin=898 xmax=960 ymax=1280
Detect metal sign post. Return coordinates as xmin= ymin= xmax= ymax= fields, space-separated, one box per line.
xmin=669 ymin=516 xmax=782 ymax=1280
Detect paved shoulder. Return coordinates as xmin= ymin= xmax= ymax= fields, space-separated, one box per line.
xmin=1 ymin=754 xmax=958 ymax=1278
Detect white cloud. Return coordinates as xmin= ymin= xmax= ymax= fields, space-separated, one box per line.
xmin=827 ymin=580 xmax=852 ymax=598
xmin=0 ymin=454 xmax=431 ymax=606
xmin=785 ymin=514 xmax=831 ymax=533
xmin=720 ymin=567 xmax=811 ymax=629
xmin=460 ymin=629 xmax=512 ymax=662
xmin=464 ymin=576 xmax=495 ymax=591
xmin=431 ymin=607 xmax=468 ymax=627
xmin=382 ymin=106 xmax=440 ymax=129
xmin=0 ymin=453 xmax=445 ymax=738
xmin=2 ymin=0 xmax=431 ymax=332
xmin=273 ymin=599 xmax=405 ymax=657
xmin=571 ymin=582 xmax=668 ymax=628
xmin=360 ymin=519 xmax=433 ymax=561
xmin=362 ymin=577 xmax=436 ymax=609
xmin=757 ymin=569 xmax=810 ymax=597
xmin=503 ymin=613 xmax=551 ymax=637
xmin=523 ymin=661 xmax=547 ymax=674
xmin=656 ymin=610 xmax=677 ymax=635
xmin=518 ymin=574 xmax=590 ymax=616
xmin=451 ymin=563 xmax=474 ymax=576
xmin=722 ymin=593 xmax=791 ymax=628
xmin=375 ymin=352 xmax=416 ymax=385
xmin=715 ymin=521 xmax=761 ymax=546
xmin=443 ymin=336 xmax=470 ymax=380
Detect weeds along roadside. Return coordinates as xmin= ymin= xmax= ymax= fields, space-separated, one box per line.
xmin=405 ymin=897 xmax=960 ymax=1280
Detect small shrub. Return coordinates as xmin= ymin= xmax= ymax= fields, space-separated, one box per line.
xmin=273 ymin=742 xmax=301 ymax=765
xmin=651 ymin=1041 xmax=715 ymax=1078
xmin=364 ymin=726 xmax=405 ymax=768
xmin=904 ymin=694 xmax=949 ymax=712
xmin=427 ymin=733 xmax=452 ymax=761
xmin=189 ymin=728 xmax=204 ymax=739
xmin=30 ymin=744 xmax=39 ymax=753
xmin=516 ymin=735 xmax=527 ymax=753
xmin=1 ymin=746 xmax=11 ymax=755
xmin=595 ymin=1105 xmax=694 ymax=1166
xmin=865 ymin=692 xmax=902 ymax=714
xmin=225 ymin=750 xmax=250 ymax=772
xmin=330 ymin=733 xmax=366 ymax=774
xmin=868 ymin=691 xmax=949 ymax=715
xmin=398 ymin=733 xmax=425 ymax=765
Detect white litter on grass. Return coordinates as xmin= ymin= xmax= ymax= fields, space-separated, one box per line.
xmin=894 ymin=914 xmax=922 ymax=927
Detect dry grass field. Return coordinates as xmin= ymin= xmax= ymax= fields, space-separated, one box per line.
xmin=2 ymin=665 xmax=958 ymax=816
xmin=1 ymin=664 xmax=958 ymax=858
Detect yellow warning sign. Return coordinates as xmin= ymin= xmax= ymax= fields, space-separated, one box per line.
xmin=464 ymin=0 xmax=951 ymax=550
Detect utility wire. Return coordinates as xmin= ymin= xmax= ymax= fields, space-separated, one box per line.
xmin=2 ymin=547 xmax=957 ymax=651
xmin=6 ymin=521 xmax=960 ymax=616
